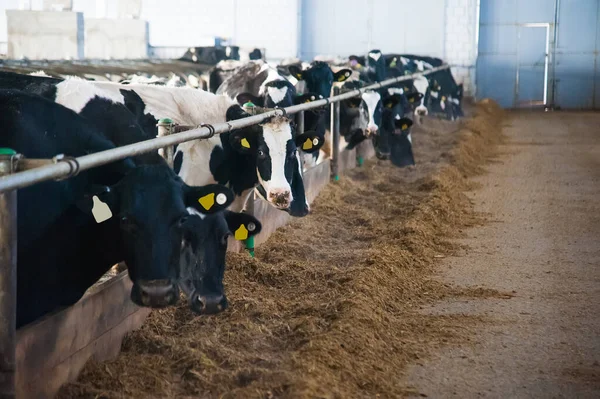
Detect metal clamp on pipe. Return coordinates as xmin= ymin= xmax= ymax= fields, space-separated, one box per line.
xmin=52 ymin=155 xmax=81 ymax=181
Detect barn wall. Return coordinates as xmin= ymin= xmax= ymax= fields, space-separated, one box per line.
xmin=444 ymin=0 xmax=479 ymax=95
xmin=85 ymin=18 xmax=148 ymax=59
xmin=299 ymin=0 xmax=480 ymax=95
xmin=139 ymin=0 xmax=300 ymax=61
xmin=299 ymin=0 xmax=446 ymax=60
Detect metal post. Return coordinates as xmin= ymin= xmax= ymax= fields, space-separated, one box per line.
xmin=297 ymin=110 xmax=305 ymax=135
xmin=330 ymin=87 xmax=341 ymax=181
xmin=0 ymin=149 xmax=17 ymax=399
xmin=156 ymin=118 xmax=175 ymax=168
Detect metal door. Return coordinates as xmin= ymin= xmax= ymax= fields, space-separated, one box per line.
xmin=516 ymin=24 xmax=549 ymax=106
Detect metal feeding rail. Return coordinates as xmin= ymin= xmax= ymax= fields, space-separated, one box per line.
xmin=0 ymin=64 xmax=449 ymax=398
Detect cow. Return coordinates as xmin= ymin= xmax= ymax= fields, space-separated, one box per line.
xmin=0 ymin=73 xmax=263 ymax=318
xmin=284 ymin=61 xmax=353 ymax=168
xmin=88 ymin=80 xmax=320 ymax=217
xmin=385 ymin=54 xmax=464 ymax=120
xmin=215 ymin=60 xmax=324 ymax=109
xmin=0 ymin=89 xmax=265 ymax=327
xmin=0 ymin=70 xmax=317 ymax=217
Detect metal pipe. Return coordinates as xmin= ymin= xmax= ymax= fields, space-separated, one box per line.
xmin=0 ymin=65 xmax=450 ymax=195
xmin=156 ymin=118 xmax=175 ymax=168
xmin=331 ymin=87 xmax=341 ymax=181
xmin=0 ymin=153 xmax=17 ymax=399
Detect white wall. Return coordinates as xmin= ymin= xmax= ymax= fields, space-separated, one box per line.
xmin=444 ymin=0 xmax=479 ymax=95
xmin=300 ymin=0 xmax=446 ymax=59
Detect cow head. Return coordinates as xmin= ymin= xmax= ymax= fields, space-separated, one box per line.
xmin=226 ymin=105 xmax=313 ymax=216
xmin=373 ymin=94 xmax=403 ymax=159
xmin=78 ymin=164 xmax=235 ymax=308
xmin=389 ymin=117 xmax=415 ymax=167
xmin=288 ymin=61 xmax=352 ymax=99
xmin=179 ymin=210 xmax=262 ymax=315
xmin=361 ymin=90 xmax=382 ymax=136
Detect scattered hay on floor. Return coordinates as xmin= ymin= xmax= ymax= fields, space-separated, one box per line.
xmin=58 ymin=100 xmax=505 ymax=399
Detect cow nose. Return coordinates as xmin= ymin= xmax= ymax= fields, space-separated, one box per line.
xmin=133 ymin=280 xmax=179 ymax=308
xmin=365 ymin=125 xmax=378 ymax=136
xmin=268 ymin=189 xmax=291 ymax=208
xmin=190 ymin=292 xmax=228 ymax=315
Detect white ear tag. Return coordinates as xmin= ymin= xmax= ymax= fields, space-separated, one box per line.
xmin=91 ymin=195 xmax=112 ymax=223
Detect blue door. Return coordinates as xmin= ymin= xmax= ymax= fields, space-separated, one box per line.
xmin=476 ymin=0 xmax=600 ymax=109
xmin=517 ymin=25 xmax=548 ymax=106
xmin=553 ymin=0 xmax=600 ymax=109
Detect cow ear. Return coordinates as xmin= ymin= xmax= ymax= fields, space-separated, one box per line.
xmin=294 ymin=93 xmax=323 ymax=104
xmin=383 ymin=94 xmax=401 ymax=109
xmin=185 ymin=184 xmax=235 ymax=214
xmin=224 ymin=210 xmax=262 ymax=241
xmin=334 ymin=69 xmax=352 ymax=82
xmin=236 ymin=92 xmax=264 ymax=107
xmin=75 ymin=185 xmax=118 ymax=224
xmin=296 ymin=131 xmax=324 ymax=153
xmin=394 ymin=117 xmax=413 ymax=132
xmin=288 ymin=65 xmax=304 ymax=80
xmin=226 ymin=104 xmax=250 ymax=122
xmin=228 ymin=129 xmax=256 ymax=154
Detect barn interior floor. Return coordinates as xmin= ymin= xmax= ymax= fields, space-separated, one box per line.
xmin=403 ymin=110 xmax=600 ymax=398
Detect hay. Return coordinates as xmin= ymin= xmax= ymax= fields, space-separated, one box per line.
xmin=58 ymin=100 xmax=505 ymax=399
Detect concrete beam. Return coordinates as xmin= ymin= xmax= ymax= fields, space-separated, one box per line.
xmin=6 ymin=10 xmax=83 ymax=60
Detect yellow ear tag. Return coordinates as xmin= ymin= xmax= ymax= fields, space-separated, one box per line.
xmin=302 ymin=138 xmax=313 ymax=150
xmin=234 ymin=224 xmax=249 ymax=240
xmin=442 ymin=96 xmax=446 ymax=101
xmin=409 ymin=98 xmax=414 ymax=103
xmin=240 ymin=138 xmax=250 ymax=149
xmin=386 ymin=103 xmax=393 ymax=108
xmin=91 ymin=196 xmax=112 ymax=223
xmin=402 ymin=124 xmax=408 ymax=130
xmin=198 ymin=193 xmax=215 ymax=211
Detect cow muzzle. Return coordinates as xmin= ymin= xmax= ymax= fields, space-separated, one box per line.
xmin=189 ymin=291 xmax=228 ymax=315
xmin=268 ymin=189 xmax=292 ymax=209
xmin=131 ymin=279 xmax=179 ymax=308
xmin=365 ymin=125 xmax=379 ymax=136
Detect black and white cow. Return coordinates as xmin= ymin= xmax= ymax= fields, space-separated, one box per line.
xmin=0 ymin=70 xmax=315 ymax=217
xmin=0 ymin=89 xmax=264 ymax=327
xmin=215 ymin=60 xmax=325 ymax=111
xmin=89 ymin=81 xmax=317 ymax=217
xmin=385 ymin=54 xmax=464 ymax=120
xmin=0 ymin=73 xmax=263 ymax=318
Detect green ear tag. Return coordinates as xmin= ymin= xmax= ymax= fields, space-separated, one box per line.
xmin=243 ymin=101 xmax=255 ymax=108
xmin=198 ymin=193 xmax=215 ymax=210
xmin=235 ymin=224 xmax=249 ymax=240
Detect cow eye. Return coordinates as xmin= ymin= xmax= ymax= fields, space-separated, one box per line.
xmin=220 ymin=233 xmax=231 ymax=246
xmin=257 ymin=149 xmax=266 ymax=159
xmin=177 ymin=215 xmax=189 ymax=227
xmin=288 ymin=151 xmax=296 ymax=159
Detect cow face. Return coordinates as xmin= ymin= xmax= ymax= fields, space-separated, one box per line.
xmin=389 ymin=117 xmax=415 ymax=167
xmin=226 ymin=106 xmax=301 ymax=212
xmin=340 ymin=96 xmax=369 ymax=149
xmin=288 ymin=61 xmax=352 ymax=99
xmin=81 ymin=165 xmax=234 ymax=309
xmin=361 ymin=90 xmax=382 ymax=135
xmin=179 ymin=210 xmax=262 ymax=315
